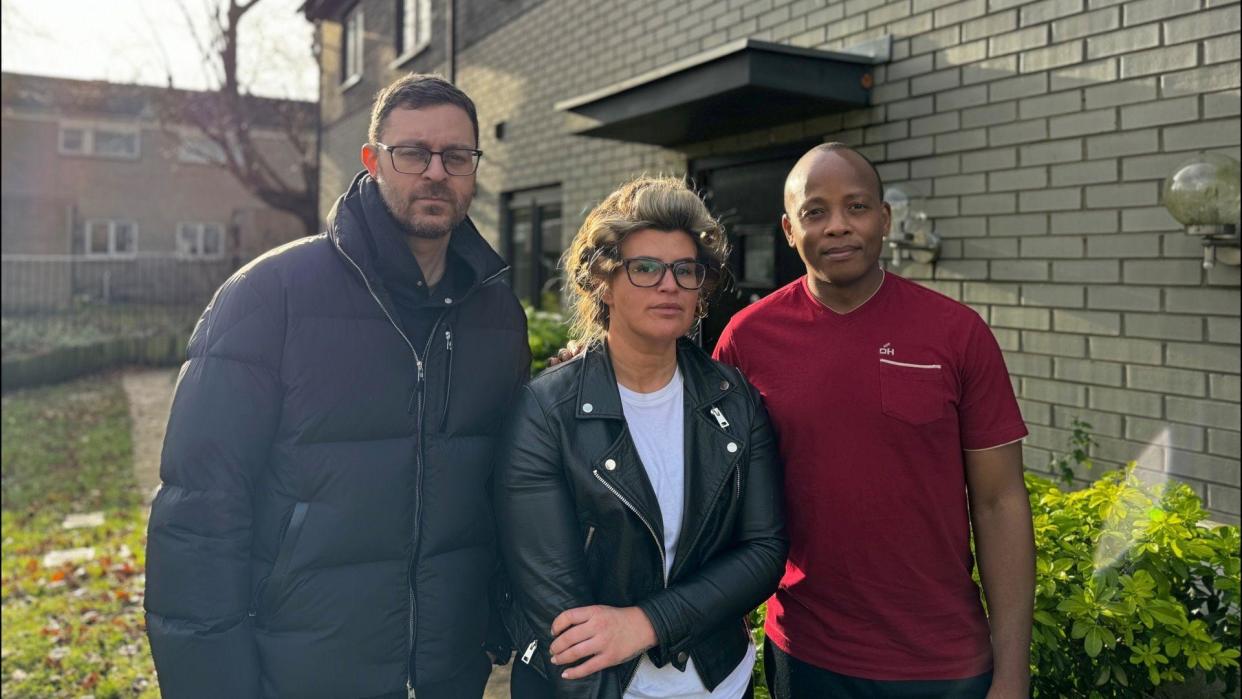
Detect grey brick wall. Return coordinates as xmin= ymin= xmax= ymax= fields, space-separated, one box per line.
xmin=314 ymin=0 xmax=1241 ymax=523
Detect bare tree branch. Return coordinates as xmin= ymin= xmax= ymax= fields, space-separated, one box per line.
xmin=153 ymin=0 xmax=319 ymax=236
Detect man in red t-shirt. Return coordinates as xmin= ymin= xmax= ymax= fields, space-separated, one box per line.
xmin=714 ymin=143 xmax=1034 ymax=698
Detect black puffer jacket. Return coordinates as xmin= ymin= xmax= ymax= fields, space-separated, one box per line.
xmin=145 ymin=176 xmax=529 ymax=698
xmin=495 ymin=339 xmax=787 ymax=698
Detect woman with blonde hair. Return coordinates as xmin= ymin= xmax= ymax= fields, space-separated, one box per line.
xmin=495 ymin=176 xmax=787 ymax=699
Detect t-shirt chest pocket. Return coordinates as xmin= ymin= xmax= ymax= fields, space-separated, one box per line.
xmin=878 ymin=359 xmax=949 ymax=426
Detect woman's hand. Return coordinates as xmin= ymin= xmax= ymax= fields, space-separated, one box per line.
xmin=546 ymin=340 xmax=584 ymax=367
xmin=549 ymin=605 xmax=657 ymax=679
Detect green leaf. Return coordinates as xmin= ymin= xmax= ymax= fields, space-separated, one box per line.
xmin=1085 ymin=627 xmax=1105 ymax=658
xmin=1059 ymin=598 xmax=1091 ymax=615
xmin=1113 ymin=663 xmax=1128 ymax=686
xmin=1147 ymin=602 xmax=1185 ymax=627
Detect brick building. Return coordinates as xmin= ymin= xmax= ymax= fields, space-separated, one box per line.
xmin=1 ymin=72 xmax=312 ymax=308
xmin=301 ymin=0 xmax=1240 ymax=522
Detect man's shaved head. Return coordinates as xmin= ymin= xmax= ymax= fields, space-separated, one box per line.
xmin=784 ymin=142 xmax=885 ymax=215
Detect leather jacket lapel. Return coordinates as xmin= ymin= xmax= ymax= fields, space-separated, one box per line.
xmin=671 ymin=340 xmax=746 ymax=581
xmin=576 ymin=344 xmax=665 ymax=551
xmin=573 ymin=340 xmax=748 ymax=577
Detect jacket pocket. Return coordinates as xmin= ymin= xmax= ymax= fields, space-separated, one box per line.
xmin=260 ymin=501 xmax=309 ymax=615
xmin=583 ymin=525 xmax=596 ymax=554
xmin=878 ymin=360 xmax=948 ymax=426
xmin=438 ymin=324 xmax=454 ymax=433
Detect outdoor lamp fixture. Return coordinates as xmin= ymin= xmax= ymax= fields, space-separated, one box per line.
xmin=1161 ymin=152 xmax=1241 ymax=269
xmin=884 ymin=185 xmax=941 ymax=265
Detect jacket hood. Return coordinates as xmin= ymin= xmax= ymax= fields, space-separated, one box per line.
xmin=326 ymin=170 xmax=510 ymax=291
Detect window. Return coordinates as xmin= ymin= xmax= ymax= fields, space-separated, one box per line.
xmin=59 ymin=127 xmax=87 ymax=154
xmin=177 ymin=135 xmax=228 ymax=165
xmin=93 ymin=128 xmax=140 ymax=158
xmin=80 ymin=220 xmax=137 ymax=257
xmin=394 ymin=0 xmax=431 ymax=60
xmin=502 ymin=186 xmax=562 ymax=308
xmin=341 ymin=6 xmax=365 ymax=86
xmin=58 ymin=123 xmax=141 ymax=159
xmin=177 ymin=222 xmax=226 ymax=259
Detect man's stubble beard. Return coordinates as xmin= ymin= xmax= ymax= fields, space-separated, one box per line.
xmin=377 ymin=176 xmax=475 ymax=240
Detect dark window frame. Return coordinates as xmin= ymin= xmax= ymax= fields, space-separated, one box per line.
xmin=501 ymin=184 xmax=563 ymax=308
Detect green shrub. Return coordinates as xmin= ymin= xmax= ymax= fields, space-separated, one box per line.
xmin=524 ymin=305 xmax=570 ymax=375
xmin=1028 ymin=466 xmax=1240 ymax=697
xmin=744 ymin=467 xmax=1240 ymax=696
xmin=1047 ymin=416 xmax=1099 ymax=487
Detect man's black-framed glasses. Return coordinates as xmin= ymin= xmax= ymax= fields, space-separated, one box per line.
xmin=375 ymin=143 xmax=483 ymax=176
xmin=621 ymin=257 xmax=708 ymax=290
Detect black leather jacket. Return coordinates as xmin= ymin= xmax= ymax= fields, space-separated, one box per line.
xmin=495 ymin=339 xmax=787 ymax=698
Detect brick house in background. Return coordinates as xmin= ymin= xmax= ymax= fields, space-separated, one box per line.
xmin=301 ymin=0 xmax=1240 ymax=522
xmin=0 ymin=72 xmax=312 ymax=307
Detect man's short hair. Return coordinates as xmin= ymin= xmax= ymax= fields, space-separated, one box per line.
xmin=368 ymin=73 xmax=479 ymax=146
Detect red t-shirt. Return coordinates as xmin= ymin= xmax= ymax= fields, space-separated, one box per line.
xmin=714 ymin=272 xmax=1027 ymax=681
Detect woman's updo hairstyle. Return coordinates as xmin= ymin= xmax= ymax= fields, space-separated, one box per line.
xmin=561 ymin=176 xmax=730 ymax=346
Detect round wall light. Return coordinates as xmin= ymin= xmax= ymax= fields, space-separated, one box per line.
xmin=1161 ymin=152 xmax=1240 ymax=269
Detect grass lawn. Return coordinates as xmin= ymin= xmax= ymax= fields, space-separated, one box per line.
xmin=1 ymin=304 xmax=199 ymax=360
xmin=1 ymin=375 xmax=158 ymax=698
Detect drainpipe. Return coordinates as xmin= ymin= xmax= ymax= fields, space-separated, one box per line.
xmin=446 ymin=0 xmax=456 ymax=82
xmin=313 ymin=22 xmax=324 ymax=230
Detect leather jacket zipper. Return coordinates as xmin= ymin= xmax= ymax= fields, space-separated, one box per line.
xmin=592 ymin=468 xmax=664 ymax=693
xmin=591 ymin=470 xmax=666 ymax=582
xmin=582 ymin=525 xmax=596 ymax=553
xmin=521 ymin=639 xmax=538 ymax=664
xmin=668 ymin=410 xmax=742 ymax=584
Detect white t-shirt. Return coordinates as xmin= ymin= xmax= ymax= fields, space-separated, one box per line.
xmin=618 ymin=368 xmax=755 ymax=699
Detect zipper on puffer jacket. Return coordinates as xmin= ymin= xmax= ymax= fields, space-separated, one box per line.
xmin=331 ymin=236 xmax=435 ymax=693
xmin=335 ymin=237 xmax=511 ymax=693
xmin=407 ymin=313 xmax=445 ymax=692
xmin=437 ymin=325 xmax=454 ymax=433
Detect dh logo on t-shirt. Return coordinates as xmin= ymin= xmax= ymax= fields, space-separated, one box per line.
xmin=879 ymin=342 xmax=895 ymax=356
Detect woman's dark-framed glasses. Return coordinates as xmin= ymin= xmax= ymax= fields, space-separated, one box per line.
xmin=622 ymin=257 xmax=708 ymax=290
xmin=375 ymin=143 xmax=482 ymax=176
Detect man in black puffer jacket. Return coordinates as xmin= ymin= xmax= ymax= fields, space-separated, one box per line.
xmin=144 ymin=74 xmax=529 ymax=699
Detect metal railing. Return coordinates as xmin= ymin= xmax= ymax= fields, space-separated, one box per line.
xmin=1 ymin=254 xmax=235 ymax=359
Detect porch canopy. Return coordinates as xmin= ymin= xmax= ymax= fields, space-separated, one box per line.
xmin=554 ymin=38 xmax=886 ymax=148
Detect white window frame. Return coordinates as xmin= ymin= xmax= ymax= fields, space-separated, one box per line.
xmin=58 ymin=125 xmax=89 ymax=155
xmin=176 ymin=133 xmax=228 ymax=165
xmin=176 ymin=222 xmax=227 ymax=260
xmin=391 ymin=0 xmax=432 ymax=67
xmin=57 ymin=121 xmax=141 ymax=160
xmin=341 ymin=6 xmax=365 ymax=90
xmin=82 ymin=219 xmax=139 ymax=258
xmin=92 ymin=126 xmax=141 ymax=159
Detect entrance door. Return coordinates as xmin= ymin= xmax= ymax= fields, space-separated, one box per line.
xmin=692 ymin=144 xmax=812 ymax=351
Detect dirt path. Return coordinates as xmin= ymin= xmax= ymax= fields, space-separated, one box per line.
xmin=119 ymin=366 xmax=513 ymax=696
xmin=120 ymin=367 xmax=178 ymax=503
